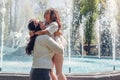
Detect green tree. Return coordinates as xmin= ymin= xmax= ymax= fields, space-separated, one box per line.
xmin=80 ymin=0 xmax=106 ymax=55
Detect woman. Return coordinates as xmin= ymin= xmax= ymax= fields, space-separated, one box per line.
xmin=26 ymin=19 xmax=64 ymax=80
xmin=34 ymin=8 xmax=67 ymax=80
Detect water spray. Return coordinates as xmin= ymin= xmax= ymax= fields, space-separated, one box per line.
xmin=0 ymin=0 xmax=6 ymax=71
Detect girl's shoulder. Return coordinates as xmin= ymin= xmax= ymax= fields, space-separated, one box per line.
xmin=50 ymin=22 xmax=58 ymax=26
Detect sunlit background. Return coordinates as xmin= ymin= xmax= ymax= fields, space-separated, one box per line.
xmin=0 ymin=0 xmax=120 ymax=74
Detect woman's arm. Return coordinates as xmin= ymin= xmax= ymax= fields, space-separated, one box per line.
xmin=43 ymin=35 xmax=63 ymax=55
xmin=54 ymin=30 xmax=62 ymax=37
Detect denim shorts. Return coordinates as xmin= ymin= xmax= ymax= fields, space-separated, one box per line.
xmin=30 ymin=68 xmax=50 ymax=80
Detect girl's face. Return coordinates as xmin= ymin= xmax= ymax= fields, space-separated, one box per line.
xmin=45 ymin=12 xmax=50 ymax=23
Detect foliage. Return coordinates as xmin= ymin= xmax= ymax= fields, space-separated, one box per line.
xmin=80 ymin=0 xmax=106 ymax=54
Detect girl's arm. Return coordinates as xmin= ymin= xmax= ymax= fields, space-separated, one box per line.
xmin=34 ymin=29 xmax=50 ymax=36
xmin=35 ymin=22 xmax=59 ymax=36
xmin=29 ymin=31 xmax=35 ymax=37
xmin=34 ymin=21 xmax=50 ymax=36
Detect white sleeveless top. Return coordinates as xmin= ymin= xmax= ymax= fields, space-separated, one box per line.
xmin=46 ymin=22 xmax=67 ymax=49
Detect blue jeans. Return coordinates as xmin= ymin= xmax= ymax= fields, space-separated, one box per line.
xmin=30 ymin=68 xmax=50 ymax=80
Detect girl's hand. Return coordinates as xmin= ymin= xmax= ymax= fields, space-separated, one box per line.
xmin=29 ymin=31 xmax=35 ymax=37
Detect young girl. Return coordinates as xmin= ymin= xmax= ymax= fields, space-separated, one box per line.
xmin=33 ymin=8 xmax=67 ymax=80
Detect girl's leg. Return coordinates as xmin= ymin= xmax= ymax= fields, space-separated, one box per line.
xmin=50 ymin=57 xmax=58 ymax=80
xmin=53 ymin=54 xmax=67 ymax=80
xmin=50 ymin=70 xmax=58 ymax=80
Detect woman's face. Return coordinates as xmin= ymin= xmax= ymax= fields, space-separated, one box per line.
xmin=45 ymin=13 xmax=50 ymax=23
xmin=33 ymin=19 xmax=39 ymax=27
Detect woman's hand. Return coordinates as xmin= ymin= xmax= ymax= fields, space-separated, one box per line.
xmin=54 ymin=31 xmax=62 ymax=37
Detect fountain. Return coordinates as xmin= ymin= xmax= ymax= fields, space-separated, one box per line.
xmin=105 ymin=0 xmax=118 ymax=61
xmin=0 ymin=0 xmax=6 ymax=71
xmin=100 ymin=0 xmax=118 ymax=70
xmin=0 ymin=0 xmax=120 ymax=80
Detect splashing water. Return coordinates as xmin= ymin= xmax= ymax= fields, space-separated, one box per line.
xmin=0 ymin=0 xmax=6 ymax=70
xmin=105 ymin=0 xmax=118 ymax=61
xmin=0 ymin=0 xmax=120 ymax=73
xmin=97 ymin=0 xmax=119 ymax=70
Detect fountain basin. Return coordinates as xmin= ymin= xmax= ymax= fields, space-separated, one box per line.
xmin=1 ymin=57 xmax=120 ymax=74
xmin=0 ymin=71 xmax=120 ymax=80
xmin=0 ymin=57 xmax=120 ymax=80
